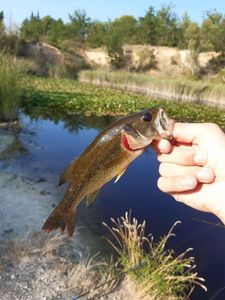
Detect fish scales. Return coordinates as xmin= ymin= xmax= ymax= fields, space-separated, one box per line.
xmin=42 ymin=108 xmax=174 ymax=236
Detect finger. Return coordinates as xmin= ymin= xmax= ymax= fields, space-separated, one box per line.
xmin=151 ymin=139 xmax=172 ymax=154
xmin=157 ymin=176 xmax=198 ymax=193
xmin=157 ymin=147 xmax=207 ymax=166
xmin=170 ymin=189 xmax=208 ymax=213
xmin=159 ymin=163 xmax=215 ymax=183
xmin=172 ymin=122 xmax=221 ymax=144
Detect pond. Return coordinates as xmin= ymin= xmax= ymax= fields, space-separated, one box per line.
xmin=1 ymin=110 xmax=225 ymax=300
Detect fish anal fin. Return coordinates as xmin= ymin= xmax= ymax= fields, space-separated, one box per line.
xmin=86 ymin=188 xmax=101 ymax=207
xmin=114 ymin=167 xmax=128 ymax=183
xmin=59 ymin=157 xmax=78 ymax=186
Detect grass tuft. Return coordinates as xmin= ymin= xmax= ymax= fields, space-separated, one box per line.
xmin=103 ymin=211 xmax=207 ymax=299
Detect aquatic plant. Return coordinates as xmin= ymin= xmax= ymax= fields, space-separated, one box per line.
xmin=22 ymin=77 xmax=225 ymax=130
xmin=0 ymin=52 xmax=28 ymax=122
xmin=103 ymin=212 xmax=207 ymax=299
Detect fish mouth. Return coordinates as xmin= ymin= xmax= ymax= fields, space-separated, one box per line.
xmin=155 ymin=108 xmax=174 ymax=140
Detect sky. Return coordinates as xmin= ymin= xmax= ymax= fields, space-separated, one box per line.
xmin=1 ymin=0 xmax=225 ymax=28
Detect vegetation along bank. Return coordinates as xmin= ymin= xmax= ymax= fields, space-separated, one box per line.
xmin=22 ymin=77 xmax=225 ymax=130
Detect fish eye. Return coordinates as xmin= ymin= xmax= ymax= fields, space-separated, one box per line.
xmin=142 ymin=112 xmax=152 ymax=122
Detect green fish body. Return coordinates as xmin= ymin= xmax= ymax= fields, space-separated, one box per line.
xmin=42 ymin=108 xmax=174 ymax=236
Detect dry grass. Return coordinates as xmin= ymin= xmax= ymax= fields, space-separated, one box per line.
xmin=0 ymin=232 xmax=118 ymax=299
xmin=103 ymin=212 xmax=207 ymax=300
xmin=0 ymin=215 xmax=207 ymax=300
xmin=80 ymin=69 xmax=225 ymax=107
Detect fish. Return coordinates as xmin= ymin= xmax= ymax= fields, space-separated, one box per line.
xmin=42 ymin=108 xmax=174 ymax=237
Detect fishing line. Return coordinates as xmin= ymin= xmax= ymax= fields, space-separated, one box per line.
xmin=210 ymin=285 xmax=225 ymax=300
xmin=192 ymin=218 xmax=225 ymax=229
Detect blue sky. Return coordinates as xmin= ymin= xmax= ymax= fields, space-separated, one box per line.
xmin=2 ymin=0 xmax=225 ymax=27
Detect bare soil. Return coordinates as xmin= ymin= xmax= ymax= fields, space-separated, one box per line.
xmin=0 ymin=129 xmax=149 ymax=300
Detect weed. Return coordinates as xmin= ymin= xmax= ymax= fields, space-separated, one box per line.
xmin=103 ymin=212 xmax=207 ymax=299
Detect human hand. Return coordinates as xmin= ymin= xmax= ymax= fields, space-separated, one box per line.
xmin=153 ymin=123 xmax=225 ymax=224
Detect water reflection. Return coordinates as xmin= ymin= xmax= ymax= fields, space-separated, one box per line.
xmin=1 ymin=109 xmax=225 ymax=300
xmin=24 ymin=107 xmax=115 ymax=133
xmin=0 ymin=129 xmax=29 ymax=162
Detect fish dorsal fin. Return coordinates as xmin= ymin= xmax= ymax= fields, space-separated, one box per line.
xmin=59 ymin=157 xmax=78 ymax=186
xmin=114 ymin=167 xmax=128 ymax=183
xmin=86 ymin=188 xmax=101 ymax=207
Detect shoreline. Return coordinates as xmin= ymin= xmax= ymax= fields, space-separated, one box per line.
xmin=79 ymin=77 xmax=225 ymax=110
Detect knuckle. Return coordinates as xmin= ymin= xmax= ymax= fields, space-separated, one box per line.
xmin=159 ymin=163 xmax=166 ymax=176
xmin=157 ymin=154 xmax=166 ymax=162
xmin=157 ymin=177 xmax=164 ymax=189
xmin=157 ymin=177 xmax=168 ymax=192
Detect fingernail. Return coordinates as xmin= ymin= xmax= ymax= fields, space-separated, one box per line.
xmin=194 ymin=152 xmax=207 ymax=165
xmin=181 ymin=176 xmax=196 ymax=188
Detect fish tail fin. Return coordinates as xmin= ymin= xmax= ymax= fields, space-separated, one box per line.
xmin=42 ymin=205 xmax=76 ymax=237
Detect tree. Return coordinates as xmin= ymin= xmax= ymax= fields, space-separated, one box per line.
xmin=86 ymin=21 xmax=108 ymax=48
xmin=185 ymin=22 xmax=201 ymax=51
xmin=156 ymin=4 xmax=180 ymax=47
xmin=138 ymin=6 xmax=158 ymax=45
xmin=108 ymin=15 xmax=138 ymax=45
xmin=106 ymin=30 xmax=125 ymax=69
xmin=67 ymin=10 xmax=90 ymax=42
xmin=200 ymin=10 xmax=225 ymax=53
xmin=216 ymin=18 xmax=225 ymax=53
xmin=200 ymin=11 xmax=222 ymax=51
xmin=41 ymin=16 xmax=65 ymax=46
xmin=20 ymin=13 xmax=66 ymax=46
xmin=0 ymin=11 xmax=5 ymax=34
xmin=178 ymin=12 xmax=192 ymax=49
xmin=20 ymin=12 xmax=43 ymax=42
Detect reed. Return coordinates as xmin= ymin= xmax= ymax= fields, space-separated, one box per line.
xmin=79 ymin=70 xmax=225 ymax=107
xmin=0 ymin=52 xmax=27 ymax=122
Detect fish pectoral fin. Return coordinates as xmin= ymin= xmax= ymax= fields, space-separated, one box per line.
xmin=114 ymin=167 xmax=128 ymax=183
xmin=86 ymin=188 xmax=101 ymax=207
xmin=59 ymin=157 xmax=78 ymax=186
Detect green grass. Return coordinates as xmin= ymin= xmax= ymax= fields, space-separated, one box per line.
xmin=103 ymin=212 xmax=206 ymax=299
xmin=22 ymin=77 xmax=225 ymax=130
xmin=0 ymin=52 xmax=28 ymax=122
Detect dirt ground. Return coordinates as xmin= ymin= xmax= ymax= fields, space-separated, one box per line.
xmin=0 ymin=129 xmax=149 ymax=300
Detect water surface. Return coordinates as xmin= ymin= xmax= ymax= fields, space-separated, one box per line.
xmin=2 ymin=111 xmax=225 ymax=300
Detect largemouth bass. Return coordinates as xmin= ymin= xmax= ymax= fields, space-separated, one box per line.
xmin=42 ymin=108 xmax=174 ymax=236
